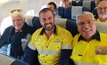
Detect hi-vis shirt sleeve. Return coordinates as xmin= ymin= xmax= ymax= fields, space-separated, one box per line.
xmin=28 ymin=33 xmax=36 ymax=50
xmin=62 ymin=31 xmax=73 ymax=49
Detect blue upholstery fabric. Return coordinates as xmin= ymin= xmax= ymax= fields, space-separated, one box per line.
xmin=92 ymin=8 xmax=98 ymax=19
xmin=91 ymin=1 xmax=96 ymax=12
xmin=57 ymin=7 xmax=65 ymax=18
xmin=66 ymin=19 xmax=78 ymax=36
xmin=32 ymin=17 xmax=42 ymax=30
xmin=64 ymin=7 xmax=72 ymax=19
xmin=58 ymin=6 xmax=89 ymax=20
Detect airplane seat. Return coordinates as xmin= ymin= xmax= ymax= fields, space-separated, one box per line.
xmin=58 ymin=7 xmax=72 ymax=19
xmin=83 ymin=1 xmax=96 ymax=12
xmin=25 ymin=16 xmax=34 ymax=27
xmin=91 ymin=1 xmax=96 ymax=12
xmin=92 ymin=8 xmax=98 ymax=19
xmin=71 ymin=6 xmax=82 ymax=20
xmin=0 ymin=54 xmax=29 ymax=65
xmin=58 ymin=6 xmax=90 ymax=20
xmin=57 ymin=7 xmax=65 ymax=18
xmin=66 ymin=19 xmax=78 ymax=36
xmin=32 ymin=16 xmax=42 ymax=30
xmin=55 ymin=18 xmax=67 ymax=29
xmin=56 ymin=18 xmax=78 ymax=36
xmin=25 ymin=16 xmax=42 ymax=30
xmin=72 ymin=6 xmax=90 ymax=21
xmin=64 ymin=7 xmax=72 ymax=19
xmin=95 ymin=22 xmax=107 ymax=34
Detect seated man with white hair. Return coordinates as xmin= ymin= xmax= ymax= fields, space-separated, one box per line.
xmin=71 ymin=11 xmax=107 ymax=65
xmin=96 ymin=0 xmax=107 ymax=22
xmin=0 ymin=9 xmax=35 ymax=59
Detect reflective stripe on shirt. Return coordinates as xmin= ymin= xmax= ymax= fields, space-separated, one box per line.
xmin=62 ymin=44 xmax=72 ymax=49
xmin=75 ymin=62 xmax=107 ymax=65
xmin=38 ymin=50 xmax=60 ymax=55
xmin=28 ymin=43 xmax=36 ymax=50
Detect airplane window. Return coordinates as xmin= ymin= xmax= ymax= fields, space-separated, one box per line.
xmin=26 ymin=9 xmax=35 ymax=16
xmin=0 ymin=16 xmax=12 ymax=35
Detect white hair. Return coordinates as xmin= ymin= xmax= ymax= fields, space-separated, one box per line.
xmin=10 ymin=9 xmax=25 ymax=21
xmin=76 ymin=11 xmax=95 ymax=24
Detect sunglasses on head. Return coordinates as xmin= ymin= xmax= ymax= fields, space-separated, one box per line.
xmin=11 ymin=9 xmax=22 ymax=13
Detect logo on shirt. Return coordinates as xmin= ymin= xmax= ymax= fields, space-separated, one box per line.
xmin=35 ymin=38 xmax=41 ymax=42
xmin=96 ymin=46 xmax=107 ymax=55
xmin=54 ymin=38 xmax=61 ymax=43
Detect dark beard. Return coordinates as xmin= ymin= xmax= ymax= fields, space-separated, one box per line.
xmin=44 ymin=22 xmax=54 ymax=31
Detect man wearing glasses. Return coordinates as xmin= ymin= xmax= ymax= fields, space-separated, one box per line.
xmin=96 ymin=0 xmax=107 ymax=22
xmin=70 ymin=12 xmax=107 ymax=65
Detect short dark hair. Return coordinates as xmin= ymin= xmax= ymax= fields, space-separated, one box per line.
xmin=48 ymin=2 xmax=57 ymax=10
xmin=39 ymin=8 xmax=55 ymax=16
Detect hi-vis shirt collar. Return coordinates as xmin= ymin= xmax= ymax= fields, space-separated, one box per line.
xmin=40 ymin=25 xmax=57 ymax=35
xmin=96 ymin=18 xmax=107 ymax=22
xmin=78 ymin=31 xmax=101 ymax=42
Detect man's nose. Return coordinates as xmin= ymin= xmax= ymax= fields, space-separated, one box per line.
xmin=83 ymin=23 xmax=90 ymax=28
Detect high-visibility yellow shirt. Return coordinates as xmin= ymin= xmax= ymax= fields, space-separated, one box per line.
xmin=96 ymin=18 xmax=107 ymax=22
xmin=29 ymin=25 xmax=73 ymax=65
xmin=71 ymin=32 xmax=107 ymax=65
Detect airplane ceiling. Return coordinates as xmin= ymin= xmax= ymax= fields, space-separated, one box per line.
xmin=0 ymin=0 xmax=60 ymax=24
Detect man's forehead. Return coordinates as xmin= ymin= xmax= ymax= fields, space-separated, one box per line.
xmin=78 ymin=14 xmax=94 ymax=21
xmin=97 ymin=1 xmax=107 ymax=7
xmin=40 ymin=14 xmax=52 ymax=19
xmin=79 ymin=14 xmax=92 ymax=19
xmin=40 ymin=10 xmax=52 ymax=15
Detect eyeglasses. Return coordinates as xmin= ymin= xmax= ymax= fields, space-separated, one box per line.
xmin=78 ymin=20 xmax=95 ymax=26
xmin=97 ymin=7 xmax=107 ymax=10
xmin=11 ymin=9 xmax=22 ymax=13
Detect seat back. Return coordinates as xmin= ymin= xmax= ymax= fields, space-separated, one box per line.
xmin=25 ymin=16 xmax=42 ymax=30
xmin=58 ymin=6 xmax=89 ymax=20
xmin=57 ymin=7 xmax=65 ymax=18
xmin=55 ymin=18 xmax=67 ymax=28
xmin=25 ymin=16 xmax=34 ymax=27
xmin=64 ymin=7 xmax=72 ymax=19
xmin=83 ymin=1 xmax=95 ymax=12
xmin=95 ymin=22 xmax=107 ymax=34
xmin=71 ymin=6 xmax=82 ymax=20
xmin=83 ymin=1 xmax=91 ymax=11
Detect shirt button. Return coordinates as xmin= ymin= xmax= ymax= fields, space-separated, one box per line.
xmin=45 ymin=61 xmax=46 ymax=63
xmin=57 ymin=47 xmax=59 ymax=49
